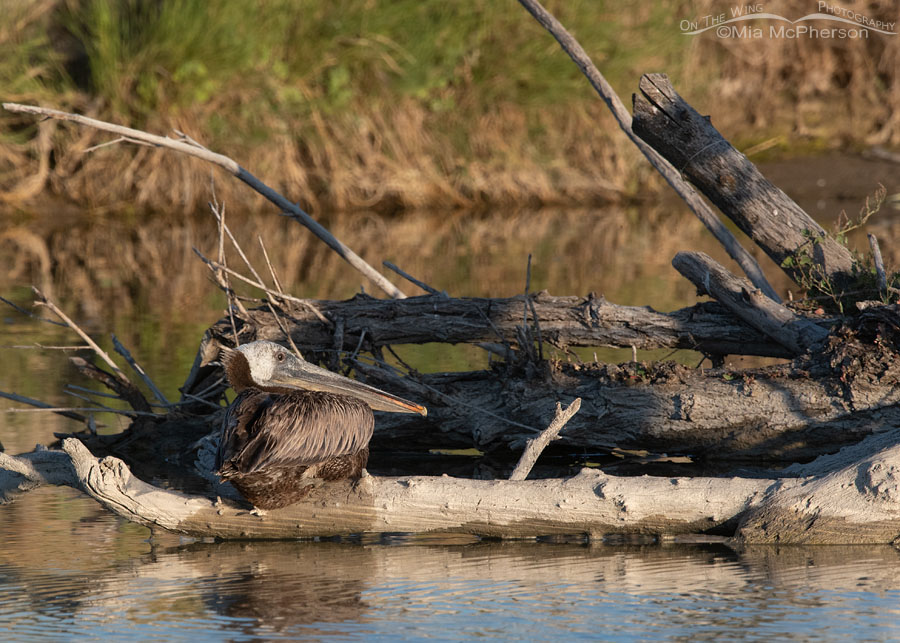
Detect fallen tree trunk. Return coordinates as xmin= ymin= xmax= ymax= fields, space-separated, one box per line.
xmin=2 ymin=434 xmax=899 ymax=543
xmin=357 ymin=357 xmax=900 ymax=463
xmin=195 ymin=293 xmax=806 ymax=359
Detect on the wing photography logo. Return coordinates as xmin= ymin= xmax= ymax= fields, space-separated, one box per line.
xmin=681 ymin=2 xmax=897 ymax=39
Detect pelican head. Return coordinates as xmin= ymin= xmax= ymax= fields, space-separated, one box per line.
xmin=223 ymin=340 xmax=427 ymax=416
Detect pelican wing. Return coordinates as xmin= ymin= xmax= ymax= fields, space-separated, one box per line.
xmin=217 ymin=389 xmax=374 ymax=477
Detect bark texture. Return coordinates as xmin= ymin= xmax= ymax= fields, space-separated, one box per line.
xmin=2 ymin=435 xmax=900 ymax=543
xmin=198 ymin=293 xmax=803 ymax=358
xmin=632 ymin=73 xmax=857 ymax=288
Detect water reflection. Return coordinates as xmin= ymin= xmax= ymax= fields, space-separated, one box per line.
xmin=1 ymin=493 xmax=899 ymax=640
xmin=2 ymin=163 xmax=900 ymax=639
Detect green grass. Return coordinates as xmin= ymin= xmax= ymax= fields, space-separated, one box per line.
xmin=6 ymin=1 xmax=687 ymax=138
xmin=1 ymin=0 xmax=896 ymax=213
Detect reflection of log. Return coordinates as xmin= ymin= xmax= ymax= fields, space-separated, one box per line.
xmin=11 ymin=535 xmax=900 ymax=633
xmin=632 ymin=73 xmax=856 ymax=288
xmin=2 ymin=434 xmax=899 ymax=543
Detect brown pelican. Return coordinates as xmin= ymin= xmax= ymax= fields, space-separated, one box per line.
xmin=216 ymin=340 xmax=427 ymax=509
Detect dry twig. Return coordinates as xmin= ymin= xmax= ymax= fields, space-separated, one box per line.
xmin=509 ymin=398 xmax=582 ymax=481
xmin=868 ymin=233 xmax=888 ymax=294
xmin=30 ymin=288 xmax=153 ymax=412
xmin=112 ymin=335 xmax=171 ymax=406
xmin=0 ymin=389 xmax=89 ymax=423
xmin=383 ymin=261 xmax=441 ymax=295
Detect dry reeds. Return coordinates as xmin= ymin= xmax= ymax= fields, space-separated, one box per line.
xmin=2 ymin=1 xmax=898 ymax=214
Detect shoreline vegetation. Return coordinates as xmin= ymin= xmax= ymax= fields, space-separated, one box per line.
xmin=2 ymin=0 xmax=899 ymax=216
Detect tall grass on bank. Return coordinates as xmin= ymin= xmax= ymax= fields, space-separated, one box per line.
xmin=1 ymin=0 xmax=899 ymax=214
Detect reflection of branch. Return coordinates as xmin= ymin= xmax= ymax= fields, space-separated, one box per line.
xmin=32 ymin=288 xmax=152 ymax=412
xmin=3 ymin=102 xmax=405 ymax=299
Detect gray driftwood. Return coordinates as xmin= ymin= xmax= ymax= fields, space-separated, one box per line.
xmin=673 ymin=252 xmax=830 ymax=354
xmin=2 ymin=435 xmax=899 ymax=544
xmin=632 ymin=73 xmax=857 ymax=289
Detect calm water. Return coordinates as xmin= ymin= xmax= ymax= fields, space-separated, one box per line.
xmin=2 ymin=157 xmax=900 ymax=640
xmin=1 ymin=488 xmax=900 ymax=641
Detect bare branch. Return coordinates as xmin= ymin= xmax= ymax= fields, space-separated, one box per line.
xmin=112 ymin=335 xmax=171 ymax=406
xmin=383 ymin=261 xmax=441 ymax=295
xmin=258 ymin=235 xmax=285 ymax=296
xmin=192 ymin=246 xmax=330 ymax=324
xmin=868 ymin=233 xmax=888 ymax=293
xmin=0 ymin=389 xmax=88 ymax=422
xmin=515 ymin=0 xmax=779 ymax=302
xmin=68 ymin=356 xmax=153 ymax=413
xmin=0 ymin=295 xmax=66 ymax=327
xmin=3 ymin=102 xmax=406 ymax=299
xmin=509 ymin=398 xmax=582 ymax=481
xmin=2 ymin=344 xmax=91 ymax=350
xmin=31 ymin=288 xmax=122 ymax=376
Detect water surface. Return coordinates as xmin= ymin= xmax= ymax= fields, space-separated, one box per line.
xmin=2 ymin=158 xmax=900 ymax=640
xmin=1 ymin=492 xmax=899 ymax=641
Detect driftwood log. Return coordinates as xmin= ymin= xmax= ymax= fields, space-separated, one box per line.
xmin=1 ymin=433 xmax=899 ymax=544
xmin=187 ymin=293 xmax=809 ymax=360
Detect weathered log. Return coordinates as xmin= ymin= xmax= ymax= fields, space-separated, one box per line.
xmin=632 ymin=73 xmax=857 ymax=289
xmin=736 ymin=429 xmax=900 ymax=544
xmin=0 ymin=438 xmax=778 ymax=538
xmin=167 ymin=296 xmax=900 ymax=464
xmin=673 ymin=251 xmax=830 ymax=354
xmin=357 ymin=358 xmax=900 ymax=463
xmin=2 ymin=433 xmax=899 ymax=543
xmin=196 ymin=293 xmax=804 ymax=361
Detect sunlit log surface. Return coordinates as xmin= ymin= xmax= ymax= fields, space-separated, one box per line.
xmin=205 ymin=294 xmax=802 ymax=358
xmin=632 ymin=73 xmax=856 ymax=288
xmin=1 ymin=434 xmax=899 ymax=543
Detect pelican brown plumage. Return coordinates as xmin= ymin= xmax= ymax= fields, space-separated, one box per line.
xmin=216 ymin=340 xmax=427 ymax=509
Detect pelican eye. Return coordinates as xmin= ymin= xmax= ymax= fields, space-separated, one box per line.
xmin=276 ymin=351 xmax=286 ymax=362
